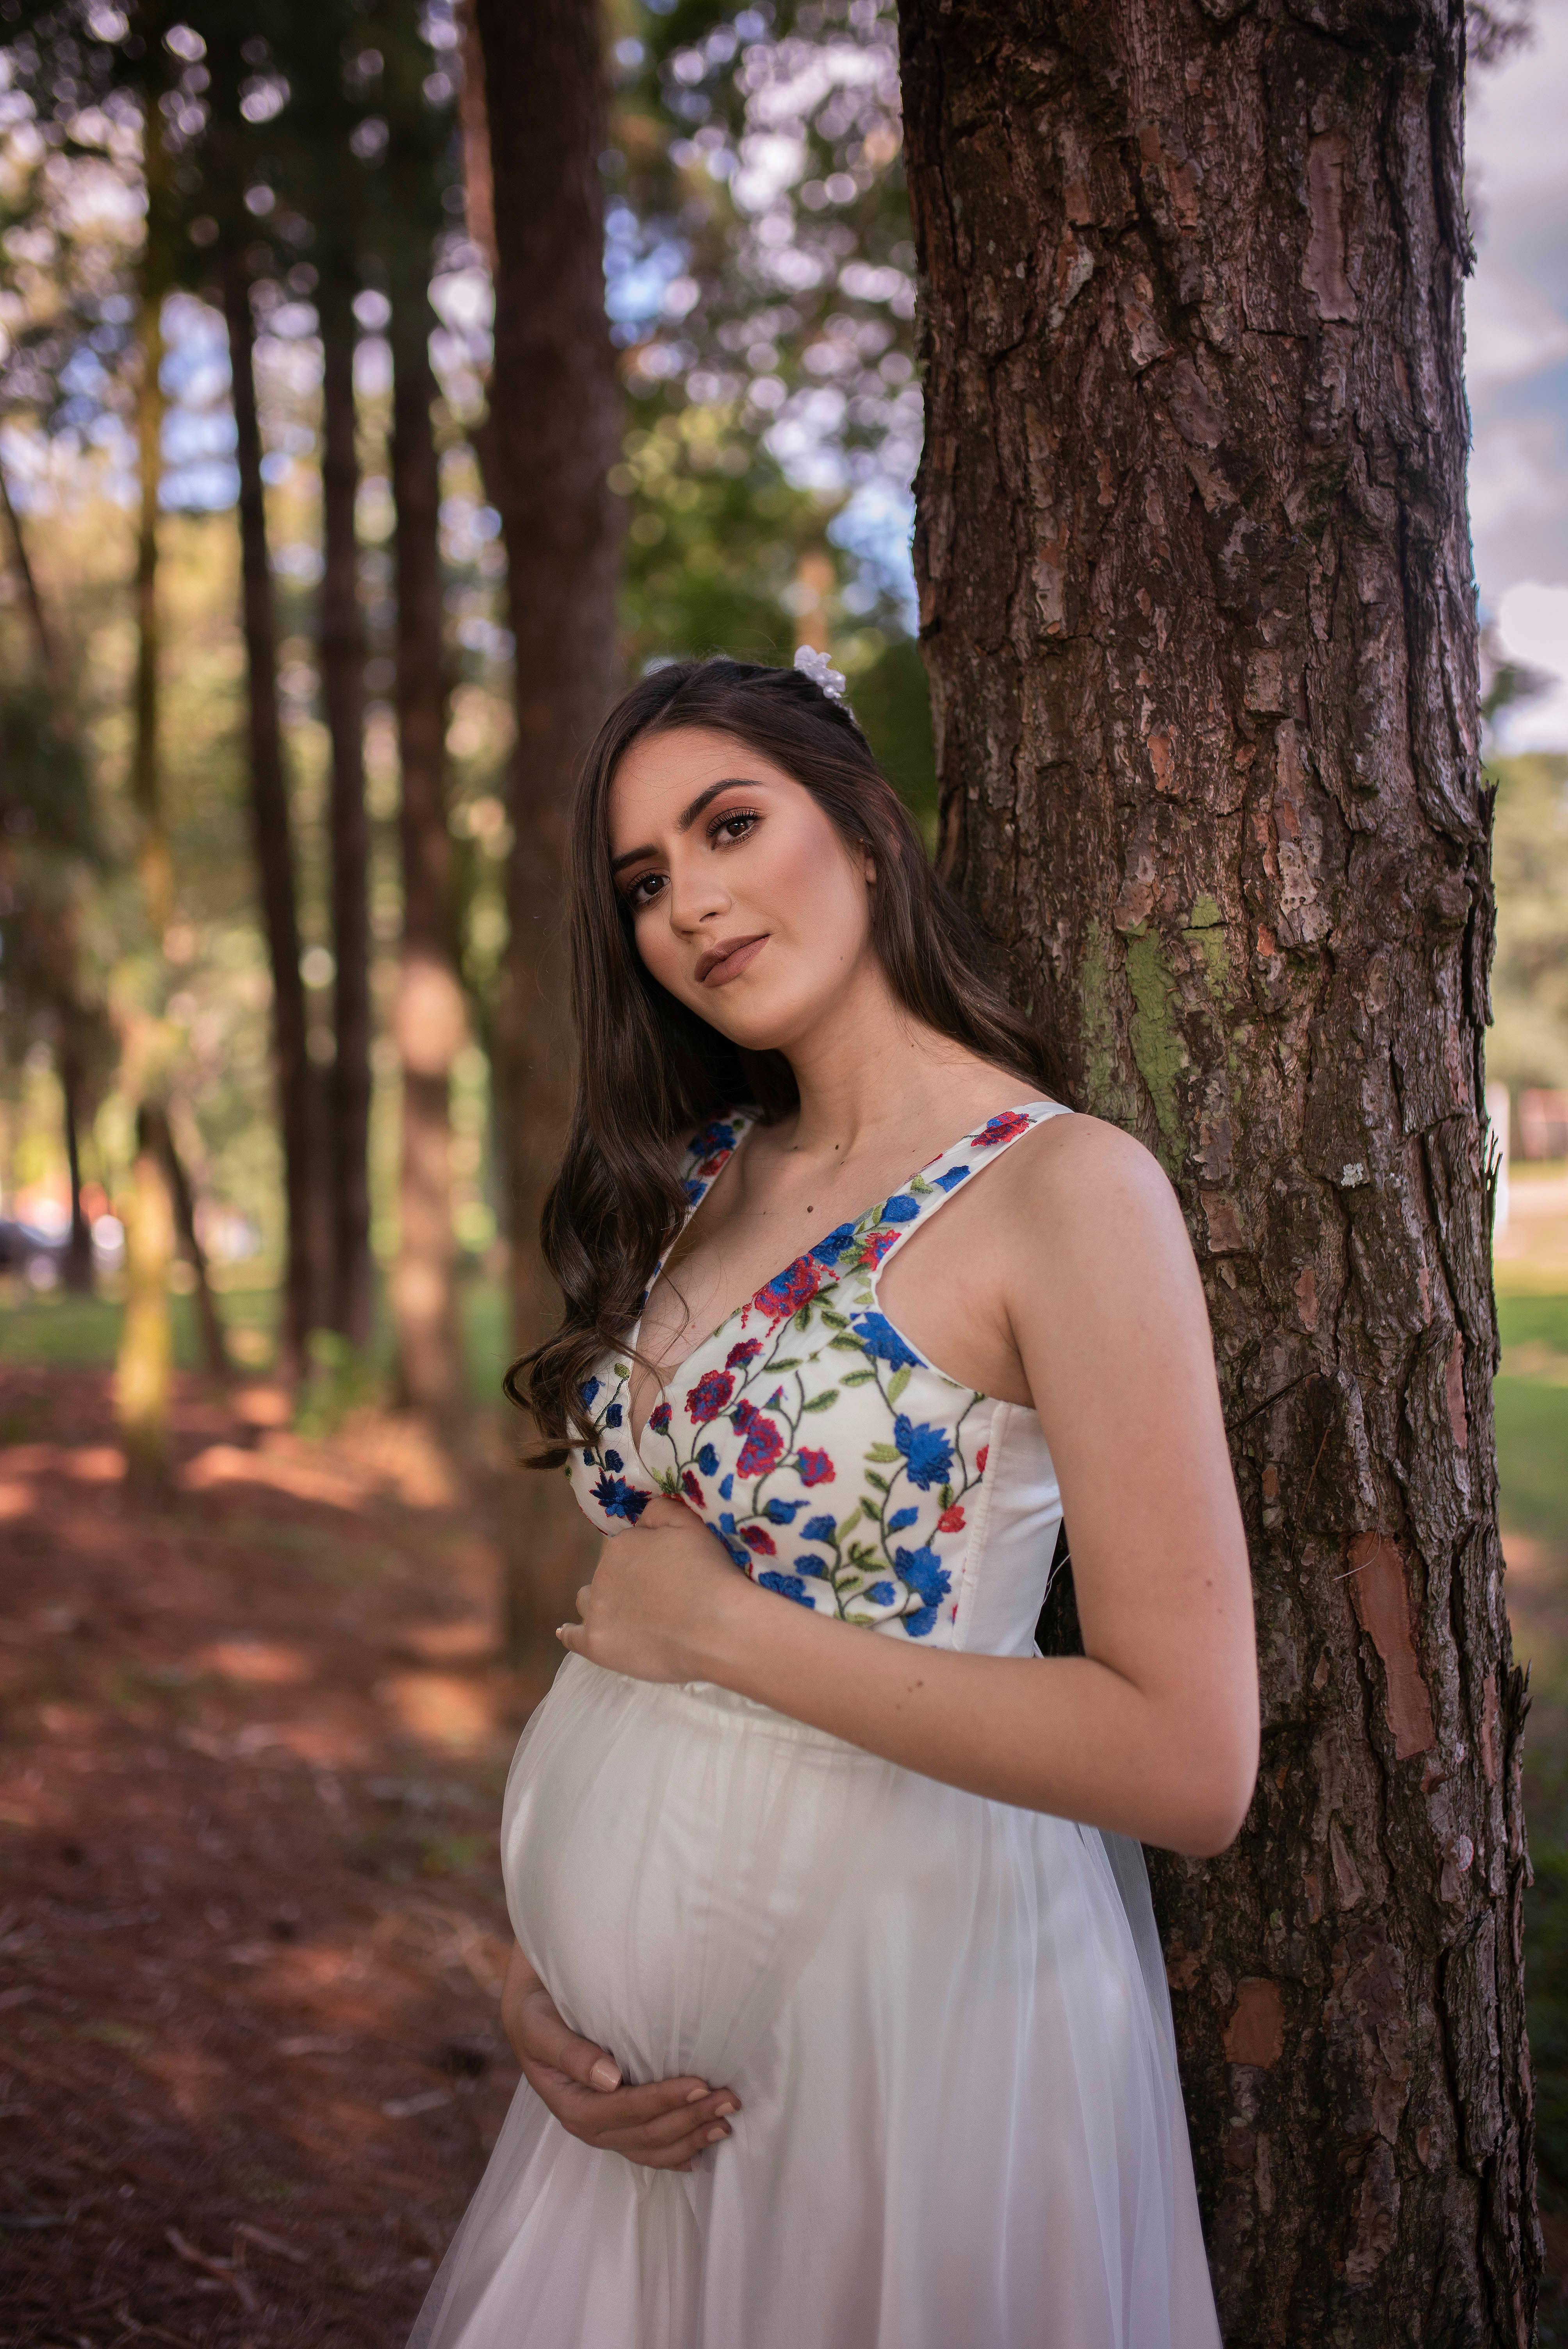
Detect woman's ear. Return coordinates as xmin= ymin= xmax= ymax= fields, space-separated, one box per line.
xmin=862 ymin=845 xmax=877 ymax=886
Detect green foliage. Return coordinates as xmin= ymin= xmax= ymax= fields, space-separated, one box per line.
xmin=1489 ymin=754 xmax=1568 ymax=1097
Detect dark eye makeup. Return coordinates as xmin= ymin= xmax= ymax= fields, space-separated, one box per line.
xmin=617 ymin=803 xmax=763 ymax=909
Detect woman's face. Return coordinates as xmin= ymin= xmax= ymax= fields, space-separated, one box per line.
xmin=607 ymin=724 xmax=877 ymax=1055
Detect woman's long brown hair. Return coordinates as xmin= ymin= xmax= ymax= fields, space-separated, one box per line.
xmin=505 ymin=656 xmax=1064 ymax=1462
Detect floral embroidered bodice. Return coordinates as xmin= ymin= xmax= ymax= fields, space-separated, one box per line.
xmin=566 ymin=1100 xmax=1073 ymax=1654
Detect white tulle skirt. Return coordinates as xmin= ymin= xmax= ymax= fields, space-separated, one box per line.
xmin=409 ymin=1653 xmax=1221 ymax=2349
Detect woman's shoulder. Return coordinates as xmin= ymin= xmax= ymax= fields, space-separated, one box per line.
xmin=992 ymin=1107 xmax=1189 ymax=1254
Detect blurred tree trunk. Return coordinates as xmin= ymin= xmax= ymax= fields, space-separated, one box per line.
xmin=144 ymin=1101 xmax=228 ymax=1381
xmin=318 ymin=267 xmax=375 ymax=1354
xmin=130 ymin=284 xmax=171 ymax=936
xmin=1 ymin=467 xmax=95 ymax=1296
xmin=59 ymin=1028 xmax=94 ymax=1295
xmin=388 ymin=262 xmax=465 ymax=1423
xmin=222 ymin=248 xmax=320 ymax=1385
xmin=898 ymin=1 xmax=1536 ymax=2339
xmin=116 ymin=256 xmax=175 ymax=1469
xmin=473 ymin=0 xmax=622 ymax=1654
xmin=116 ymin=1115 xmax=175 ymax=1490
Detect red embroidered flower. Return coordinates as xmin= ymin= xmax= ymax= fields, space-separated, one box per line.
xmin=937 ymin=1503 xmax=966 ymax=1532
xmin=971 ymin=1110 xmax=1031 ymax=1149
xmin=857 ymin=1227 xmax=900 ymax=1269
xmin=741 ymin=1524 xmax=777 ymax=1556
xmin=731 ymin=1401 xmax=785 ymax=1477
xmin=752 ymin=1255 xmax=823 ymax=1322
xmin=726 ymin=1338 xmax=763 ymax=1370
xmin=682 ymin=1470 xmax=705 ymax=1507
xmin=975 ymin=1445 xmax=989 ymax=1475
xmin=688 ymin=1369 xmax=735 ymax=1423
xmin=796 ymin=1447 xmax=835 ymax=1487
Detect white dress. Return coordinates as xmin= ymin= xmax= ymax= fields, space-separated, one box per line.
xmin=410 ymin=1103 xmax=1222 ymax=2349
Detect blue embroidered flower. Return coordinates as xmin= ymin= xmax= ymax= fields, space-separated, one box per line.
xmin=682 ymin=1177 xmax=705 ymax=1203
xmin=603 ymin=1448 xmax=624 ymax=1471
xmin=581 ymin=1377 xmax=601 ymax=1408
xmin=895 ymin=1415 xmax=953 ymax=1490
xmin=803 ymin=1514 xmax=838 ymax=1543
xmin=719 ymin=1473 xmax=734 ymax=1501
xmin=934 ymin=1166 xmax=970 ymax=1192
xmin=592 ymin=1474 xmax=647 ymax=1522
xmin=581 ymin=1448 xmax=595 ymax=1467
xmin=809 ymin=1220 xmax=858 ymax=1266
xmin=894 ymin=1543 xmax=951 ymax=1638
xmin=715 ymin=1511 xmax=751 ymax=1568
xmin=691 ymin=1118 xmax=738 ymax=1162
xmin=887 ymin=1504 xmax=919 ymax=1533
xmin=696 ymin=1443 xmax=720 ymax=1476
xmin=791 ymin=1555 xmax=828 ymax=1579
xmin=759 ymin=1572 xmax=813 ymax=1606
xmin=865 ymin=1581 xmax=895 ymax=1604
xmin=765 ymin=1497 xmax=804 ymax=1524
xmin=604 ymin=1402 xmax=623 ymax=1428
xmin=850 ymin=1312 xmax=923 ymax=1370
xmin=881 ymin=1192 xmax=920 ymax=1222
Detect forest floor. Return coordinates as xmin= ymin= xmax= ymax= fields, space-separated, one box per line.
xmin=0 ymin=1179 xmax=1566 ymax=2347
xmin=0 ymin=1355 xmax=550 ymax=2348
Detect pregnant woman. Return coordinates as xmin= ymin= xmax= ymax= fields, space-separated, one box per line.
xmin=410 ymin=653 xmax=1258 ymax=2349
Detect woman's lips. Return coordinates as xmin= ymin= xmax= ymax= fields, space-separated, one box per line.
xmin=697 ymin=934 xmax=769 ymax=987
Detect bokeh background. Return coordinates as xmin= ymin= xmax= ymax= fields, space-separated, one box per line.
xmin=1 ymin=1 xmax=1567 ymax=2339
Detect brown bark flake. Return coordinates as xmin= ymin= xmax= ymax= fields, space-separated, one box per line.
xmin=1224 ymin=1978 xmax=1285 ymax=2070
xmin=1346 ymin=1535 xmax=1437 ymax=1762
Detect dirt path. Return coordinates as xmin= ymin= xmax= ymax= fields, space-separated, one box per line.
xmin=0 ymin=1367 xmax=549 ymax=2348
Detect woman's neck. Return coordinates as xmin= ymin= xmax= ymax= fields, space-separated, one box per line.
xmin=771 ymin=961 xmax=993 ymax=1167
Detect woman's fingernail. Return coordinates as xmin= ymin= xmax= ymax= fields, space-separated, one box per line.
xmin=588 ymin=2058 xmax=621 ymax=2091
xmin=714 ymin=2099 xmax=738 ymax=2117
xmin=705 ymin=2124 xmax=727 ymax=2144
xmin=685 ymin=2085 xmax=707 ymax=2104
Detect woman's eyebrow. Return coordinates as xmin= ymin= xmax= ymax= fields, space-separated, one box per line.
xmin=609 ymin=777 xmax=767 ymax=873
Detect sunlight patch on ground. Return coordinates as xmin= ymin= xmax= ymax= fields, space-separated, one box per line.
xmin=374 ymin=1671 xmax=497 ymax=1754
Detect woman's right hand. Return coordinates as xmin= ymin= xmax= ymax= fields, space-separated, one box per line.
xmin=499 ymin=1943 xmax=740 ymax=2172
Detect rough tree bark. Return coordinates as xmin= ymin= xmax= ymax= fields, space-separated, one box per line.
xmin=474 ymin=0 xmax=622 ymax=1652
xmin=318 ymin=266 xmax=375 ymax=1353
xmin=898 ymin=2 xmax=1536 ymax=2341
xmin=223 ymin=250 xmax=319 ymax=1382
xmin=388 ymin=264 xmax=465 ymax=1421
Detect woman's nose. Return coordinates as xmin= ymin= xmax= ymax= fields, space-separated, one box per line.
xmin=665 ymin=852 xmax=730 ymax=934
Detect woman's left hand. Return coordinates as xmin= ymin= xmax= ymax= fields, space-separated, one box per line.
xmin=557 ymin=1495 xmax=752 ymax=1684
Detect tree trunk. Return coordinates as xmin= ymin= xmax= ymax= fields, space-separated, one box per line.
xmin=59 ymin=1041 xmax=93 ymax=1294
xmin=388 ymin=266 xmax=465 ymax=1422
xmin=131 ymin=287 xmax=171 ymax=937
xmin=898 ymin=2 xmax=1536 ymax=2339
xmin=319 ymin=268 xmax=375 ymax=1355
xmin=0 ymin=463 xmax=65 ymax=702
xmin=116 ymin=1123 xmax=175 ymax=1490
xmin=222 ymin=248 xmax=319 ymax=1385
xmin=143 ymin=1101 xmax=229 ymax=1383
xmin=474 ymin=0 xmax=622 ymax=1652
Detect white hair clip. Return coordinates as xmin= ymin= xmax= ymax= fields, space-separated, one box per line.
xmin=793 ymin=644 xmax=847 ymax=702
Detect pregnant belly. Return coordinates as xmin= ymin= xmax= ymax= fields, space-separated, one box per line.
xmin=501 ymin=1654 xmax=883 ymax=2088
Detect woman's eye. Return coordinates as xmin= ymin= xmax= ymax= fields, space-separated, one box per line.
xmin=624 ymin=871 xmax=666 ymax=909
xmin=710 ymin=809 xmax=759 ymax=847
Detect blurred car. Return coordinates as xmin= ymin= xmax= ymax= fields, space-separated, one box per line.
xmin=0 ymin=1216 xmax=70 ymax=1289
